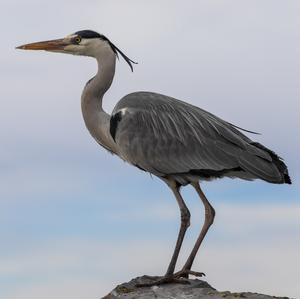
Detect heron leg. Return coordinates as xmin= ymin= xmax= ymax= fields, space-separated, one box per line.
xmin=136 ymin=181 xmax=207 ymax=287
xmin=165 ymin=180 xmax=191 ymax=276
xmin=136 ymin=181 xmax=191 ymax=287
xmin=178 ymin=181 xmax=215 ymax=274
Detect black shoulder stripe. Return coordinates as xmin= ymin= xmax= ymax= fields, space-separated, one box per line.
xmin=110 ymin=111 xmax=123 ymax=141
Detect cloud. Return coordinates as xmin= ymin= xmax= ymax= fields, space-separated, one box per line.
xmin=2 ymin=238 xmax=299 ymax=299
xmin=4 ymin=279 xmax=112 ymax=299
xmin=1 ymin=202 xmax=299 ymax=299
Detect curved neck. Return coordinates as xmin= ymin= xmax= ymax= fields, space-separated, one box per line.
xmin=82 ymin=49 xmax=116 ymax=111
xmin=81 ymin=47 xmax=117 ymax=153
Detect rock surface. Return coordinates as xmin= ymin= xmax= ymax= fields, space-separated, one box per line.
xmin=102 ymin=276 xmax=291 ymax=299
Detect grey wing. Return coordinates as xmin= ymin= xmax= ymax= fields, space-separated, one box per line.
xmin=110 ymin=91 xmax=284 ymax=184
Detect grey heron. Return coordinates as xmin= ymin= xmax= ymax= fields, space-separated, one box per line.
xmin=17 ymin=30 xmax=291 ymax=286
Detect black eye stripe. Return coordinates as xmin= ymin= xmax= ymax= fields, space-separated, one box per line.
xmin=75 ymin=30 xmax=102 ymax=39
xmin=72 ymin=29 xmax=137 ymax=71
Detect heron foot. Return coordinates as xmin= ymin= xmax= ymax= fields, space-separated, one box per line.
xmin=135 ymin=270 xmax=205 ymax=287
xmin=174 ymin=269 xmax=206 ymax=279
xmin=135 ymin=275 xmax=189 ymax=287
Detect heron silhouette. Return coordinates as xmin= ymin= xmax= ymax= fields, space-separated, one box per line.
xmin=17 ymin=30 xmax=291 ymax=286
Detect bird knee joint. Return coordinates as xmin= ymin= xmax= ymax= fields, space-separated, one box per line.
xmin=181 ymin=210 xmax=191 ymax=227
xmin=205 ymin=207 xmax=215 ymax=225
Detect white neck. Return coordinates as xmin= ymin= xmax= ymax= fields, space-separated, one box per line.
xmin=81 ymin=46 xmax=117 ymax=153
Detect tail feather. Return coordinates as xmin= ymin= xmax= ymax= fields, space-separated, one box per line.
xmin=238 ymin=154 xmax=282 ymax=183
xmin=251 ymin=142 xmax=291 ymax=184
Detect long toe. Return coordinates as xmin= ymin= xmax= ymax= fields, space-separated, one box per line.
xmin=175 ymin=269 xmax=206 ymax=279
xmin=135 ymin=275 xmax=190 ymax=287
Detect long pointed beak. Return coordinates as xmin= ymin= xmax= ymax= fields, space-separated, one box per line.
xmin=16 ymin=38 xmax=69 ymax=51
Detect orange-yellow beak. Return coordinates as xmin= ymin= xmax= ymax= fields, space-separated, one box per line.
xmin=16 ymin=38 xmax=69 ymax=51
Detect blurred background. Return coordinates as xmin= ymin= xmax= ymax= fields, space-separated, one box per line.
xmin=0 ymin=0 xmax=299 ymax=298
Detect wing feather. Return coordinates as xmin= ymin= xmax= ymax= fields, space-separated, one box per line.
xmin=111 ymin=91 xmax=283 ymax=183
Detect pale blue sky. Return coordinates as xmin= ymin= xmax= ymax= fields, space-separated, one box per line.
xmin=1 ymin=1 xmax=299 ymax=298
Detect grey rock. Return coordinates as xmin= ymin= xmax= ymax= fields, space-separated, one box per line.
xmin=102 ymin=276 xmax=291 ymax=299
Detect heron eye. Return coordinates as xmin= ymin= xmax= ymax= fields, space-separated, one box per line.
xmin=75 ymin=36 xmax=81 ymax=44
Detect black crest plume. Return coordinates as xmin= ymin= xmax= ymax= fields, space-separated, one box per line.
xmin=75 ymin=30 xmax=138 ymax=72
xmin=107 ymin=40 xmax=137 ymax=72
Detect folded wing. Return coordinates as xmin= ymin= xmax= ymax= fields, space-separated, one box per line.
xmin=110 ymin=92 xmax=289 ymax=184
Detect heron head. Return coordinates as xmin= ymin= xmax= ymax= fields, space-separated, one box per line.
xmin=16 ymin=30 xmax=137 ymax=71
